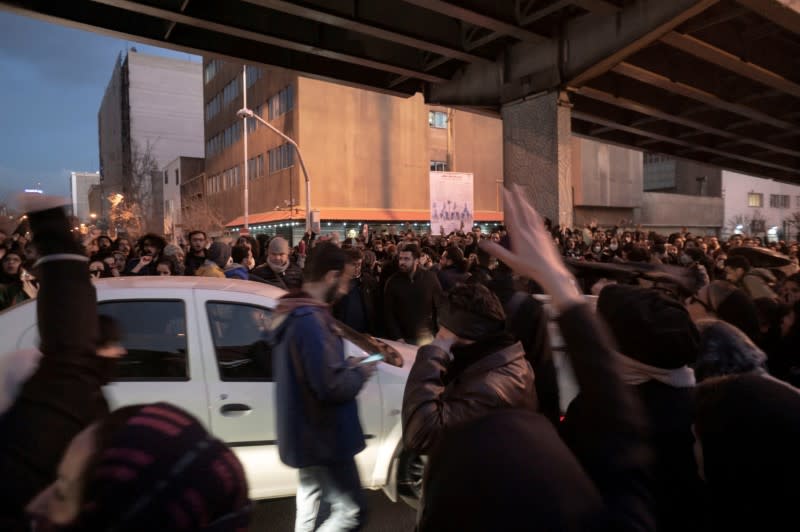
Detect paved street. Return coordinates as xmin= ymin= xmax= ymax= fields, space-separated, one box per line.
xmin=249 ymin=490 xmax=416 ymax=531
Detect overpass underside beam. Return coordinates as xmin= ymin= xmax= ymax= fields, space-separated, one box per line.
xmin=427 ymin=0 xmax=716 ymax=106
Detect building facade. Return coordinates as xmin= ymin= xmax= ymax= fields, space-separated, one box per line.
xmin=159 ymin=156 xmax=204 ymax=242
xmin=721 ymin=171 xmax=800 ymax=241
xmin=194 ymin=59 xmax=504 ymax=240
xmin=69 ymin=171 xmax=101 ymax=223
xmin=98 ymin=49 xmax=204 ymax=232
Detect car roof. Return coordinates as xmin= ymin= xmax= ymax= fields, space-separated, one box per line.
xmin=93 ymin=276 xmax=287 ymax=299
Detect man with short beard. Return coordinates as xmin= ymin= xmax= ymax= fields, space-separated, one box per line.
xmin=270 ymin=242 xmax=378 ymax=532
xmin=250 ymin=237 xmax=303 ymax=291
xmin=183 ymin=230 xmax=207 ymax=276
xmin=384 ymin=244 xmax=443 ymax=345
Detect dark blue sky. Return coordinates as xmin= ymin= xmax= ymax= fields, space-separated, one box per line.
xmin=0 ymin=10 xmax=199 ymax=202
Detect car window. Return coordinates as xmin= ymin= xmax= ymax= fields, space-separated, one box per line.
xmin=98 ymin=300 xmax=188 ymax=381
xmin=207 ymin=302 xmax=273 ymax=381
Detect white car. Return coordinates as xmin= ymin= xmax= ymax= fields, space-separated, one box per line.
xmin=0 ymin=276 xmax=422 ymax=504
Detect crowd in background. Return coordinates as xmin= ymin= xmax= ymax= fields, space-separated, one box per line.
xmin=2 ymin=205 xmax=800 ymax=531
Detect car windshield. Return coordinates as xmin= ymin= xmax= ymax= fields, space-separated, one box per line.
xmin=335 ymin=320 xmax=403 ymax=368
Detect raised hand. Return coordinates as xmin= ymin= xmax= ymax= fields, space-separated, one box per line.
xmin=479 ymin=185 xmax=582 ymax=312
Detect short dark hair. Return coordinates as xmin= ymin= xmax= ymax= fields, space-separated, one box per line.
xmin=725 ymin=256 xmax=751 ymax=272
xmin=304 ymin=241 xmax=347 ymax=282
xmin=399 ymin=243 xmax=421 ymax=260
xmin=446 ymin=283 xmax=506 ymax=323
xmin=138 ymin=233 xmax=167 ymax=253
xmin=188 ymin=230 xmax=207 ymax=240
xmin=155 ymin=256 xmax=177 ymax=274
xmin=344 ymin=248 xmax=364 ymax=263
xmin=231 ymin=244 xmax=249 ymax=265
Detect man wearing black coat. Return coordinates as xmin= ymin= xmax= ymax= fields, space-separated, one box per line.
xmin=384 ymin=244 xmax=443 ymax=345
xmin=333 ymin=248 xmax=380 ymax=336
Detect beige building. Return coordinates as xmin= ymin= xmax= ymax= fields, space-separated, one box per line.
xmin=190 ymin=60 xmax=504 ymax=240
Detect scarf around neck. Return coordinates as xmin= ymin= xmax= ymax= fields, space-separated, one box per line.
xmin=616 ymin=352 xmax=695 ymax=388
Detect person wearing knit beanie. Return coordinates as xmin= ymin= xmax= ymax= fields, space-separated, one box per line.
xmin=27 ymin=402 xmax=251 ymax=531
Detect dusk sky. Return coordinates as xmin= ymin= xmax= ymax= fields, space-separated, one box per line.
xmin=0 ymin=10 xmax=200 ymax=203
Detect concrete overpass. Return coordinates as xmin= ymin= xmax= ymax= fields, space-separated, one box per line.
xmin=2 ymin=0 xmax=798 ymax=225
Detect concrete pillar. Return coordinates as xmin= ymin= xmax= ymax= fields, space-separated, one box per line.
xmin=501 ymin=91 xmax=573 ymax=228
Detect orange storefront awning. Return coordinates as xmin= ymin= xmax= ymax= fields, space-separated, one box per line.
xmin=225 ymin=208 xmax=504 ymax=227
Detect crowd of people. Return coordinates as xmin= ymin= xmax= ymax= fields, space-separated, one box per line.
xmin=1 ymin=191 xmax=799 ymax=531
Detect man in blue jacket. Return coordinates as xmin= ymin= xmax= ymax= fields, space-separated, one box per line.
xmin=270 ymin=242 xmax=377 ymax=532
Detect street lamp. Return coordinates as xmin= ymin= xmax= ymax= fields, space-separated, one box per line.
xmin=236 ymin=107 xmax=313 ymax=233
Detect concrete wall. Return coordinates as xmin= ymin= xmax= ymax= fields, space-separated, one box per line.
xmin=644 ymin=154 xmax=722 ymax=197
xmin=297 ymin=76 xmax=429 ymax=211
xmin=572 ymin=137 xmax=642 ymax=208
xmin=722 ymin=170 xmax=800 ymax=239
xmin=638 ymin=192 xmax=724 ymax=235
xmin=127 ymin=52 xmax=204 ymax=167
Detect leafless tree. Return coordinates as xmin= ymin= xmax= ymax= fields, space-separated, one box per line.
xmin=180 ymin=194 xmax=226 ymax=237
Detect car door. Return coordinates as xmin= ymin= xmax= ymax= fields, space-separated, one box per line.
xmin=194 ymin=291 xmax=296 ymax=499
xmin=99 ymin=296 xmax=211 ymax=427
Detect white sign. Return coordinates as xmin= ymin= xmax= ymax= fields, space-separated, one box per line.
xmin=430 ymin=171 xmax=474 ymax=235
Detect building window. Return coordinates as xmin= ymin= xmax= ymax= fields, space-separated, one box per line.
xmin=164 ymin=171 xmax=169 ymax=185
xmin=269 ymin=143 xmax=294 ymax=173
xmin=222 ymin=77 xmax=241 ymax=107
xmin=748 ymin=193 xmax=763 ymax=208
xmin=429 ymin=111 xmax=448 ymax=129
xmin=769 ymin=194 xmax=790 ymax=208
xmin=430 ymin=160 xmax=448 ymax=171
xmin=204 ymin=59 xmax=223 ymax=84
xmin=247 ymin=154 xmax=265 ymax=179
xmin=245 ymin=65 xmax=262 ymax=88
xmin=175 ymin=169 xmax=180 ymax=186
xmin=205 ymin=93 xmax=222 ymax=121
xmin=268 ymin=85 xmax=295 ymax=120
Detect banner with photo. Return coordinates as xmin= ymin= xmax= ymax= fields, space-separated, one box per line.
xmin=430 ymin=171 xmax=474 ymax=235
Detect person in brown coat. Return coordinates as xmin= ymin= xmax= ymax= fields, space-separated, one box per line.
xmin=401 ymin=282 xmax=537 ymax=455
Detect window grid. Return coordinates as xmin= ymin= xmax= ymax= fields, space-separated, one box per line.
xmin=428 ymin=111 xmax=448 ymax=129
xmin=430 ymin=160 xmax=448 ymax=172
xmin=268 ymin=143 xmax=294 ymax=174
xmin=748 ymin=193 xmax=763 ymax=208
xmin=268 ymin=85 xmax=295 ymax=120
xmin=769 ymin=194 xmax=790 ymax=208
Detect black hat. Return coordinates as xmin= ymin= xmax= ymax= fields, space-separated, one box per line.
xmin=598 ymin=284 xmax=700 ymax=369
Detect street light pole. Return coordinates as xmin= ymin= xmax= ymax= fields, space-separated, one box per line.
xmin=242 ymin=65 xmax=249 ymax=235
xmin=236 ymin=107 xmax=312 ymax=233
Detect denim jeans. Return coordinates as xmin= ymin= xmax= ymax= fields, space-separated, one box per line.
xmin=295 ymin=458 xmax=367 ymax=532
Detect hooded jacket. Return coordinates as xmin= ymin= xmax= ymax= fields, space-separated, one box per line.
xmin=269 ymin=294 xmax=367 ymax=467
xmin=224 ymin=263 xmax=249 ymax=280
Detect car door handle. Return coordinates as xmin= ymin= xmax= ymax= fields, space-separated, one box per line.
xmin=220 ymin=403 xmax=253 ymax=417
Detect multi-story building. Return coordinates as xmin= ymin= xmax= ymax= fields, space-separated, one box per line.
xmin=157 ymin=157 xmax=204 ymax=242
xmin=195 ymin=59 xmax=503 ymax=241
xmin=722 ymin=171 xmax=800 ymax=242
xmin=69 ymin=171 xmax=101 ymax=223
xmin=98 ymin=49 xmax=204 ymax=232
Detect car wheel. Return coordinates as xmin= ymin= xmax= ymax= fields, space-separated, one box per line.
xmin=397 ymin=449 xmax=426 ymax=510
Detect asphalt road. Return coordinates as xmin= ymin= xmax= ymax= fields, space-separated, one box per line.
xmin=249 ymin=490 xmax=417 ymax=531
